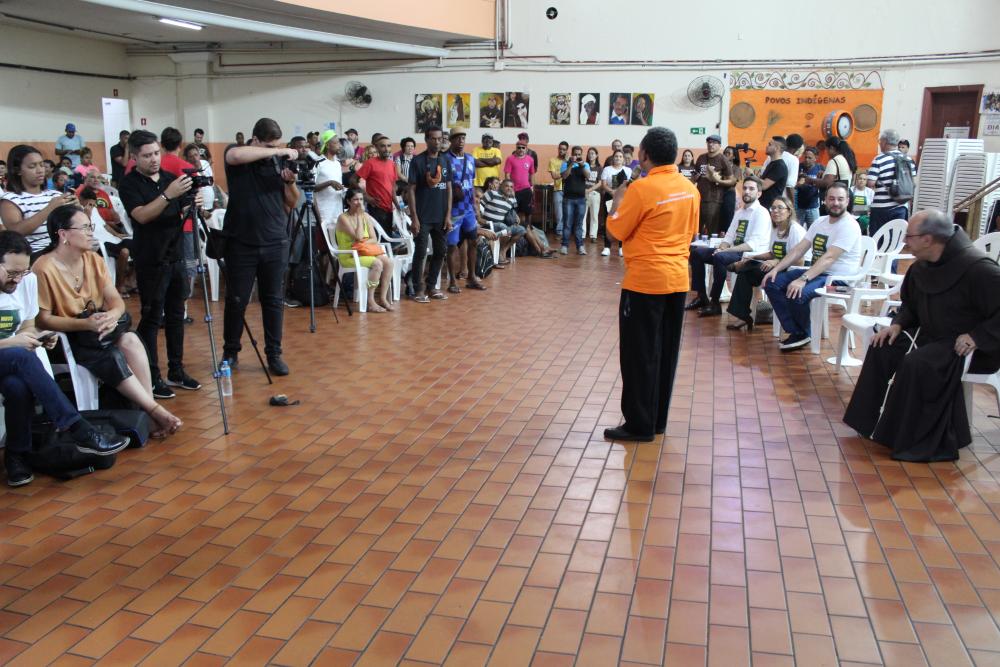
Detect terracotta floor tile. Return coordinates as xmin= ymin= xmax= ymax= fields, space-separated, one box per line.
xmin=666 ymin=600 xmax=708 ymax=645
xmin=830 ymin=615 xmax=882 ymax=663
xmin=707 ymin=624 xmax=750 ymax=667
xmin=749 ymin=608 xmax=792 ymax=655
xmin=621 ymin=615 xmax=668 ymax=665
xmin=663 ymin=642 xmax=707 ymax=666
xmin=485 ymin=625 xmax=541 ymax=667
xmin=537 ymin=608 xmax=587 ymax=654
xmin=405 ymin=614 xmax=463 ymax=663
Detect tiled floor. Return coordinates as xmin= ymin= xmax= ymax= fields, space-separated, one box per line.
xmin=2 ymin=248 xmax=1000 ymax=666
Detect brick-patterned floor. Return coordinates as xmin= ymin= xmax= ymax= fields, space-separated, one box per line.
xmin=2 ymin=248 xmax=999 ymax=666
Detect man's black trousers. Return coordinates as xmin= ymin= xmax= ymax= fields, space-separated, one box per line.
xmin=619 ymin=289 xmax=686 ymax=437
xmin=136 ymin=258 xmax=188 ymax=380
xmin=223 ymin=239 xmax=289 ymax=359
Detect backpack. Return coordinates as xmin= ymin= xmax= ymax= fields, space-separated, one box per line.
xmin=290 ymin=257 xmax=330 ymax=306
xmin=79 ymin=409 xmax=151 ymax=449
xmin=889 ymin=154 xmax=915 ymax=203
xmin=474 ymin=237 xmax=495 ymax=279
xmin=29 ymin=419 xmax=117 ymax=480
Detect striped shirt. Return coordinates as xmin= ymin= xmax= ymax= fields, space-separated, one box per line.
xmin=481 ymin=189 xmax=516 ymax=226
xmin=866 ymin=150 xmax=916 ymax=209
xmin=1 ymin=189 xmax=62 ymax=252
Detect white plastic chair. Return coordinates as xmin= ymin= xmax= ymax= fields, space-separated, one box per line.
xmin=322 ymin=221 xmax=370 ymax=313
xmin=974 ymin=232 xmax=1000 ymax=262
xmin=833 ymin=272 xmax=904 ymax=368
xmin=202 ymin=209 xmax=226 ymax=302
xmin=869 ymin=219 xmax=910 ymax=278
xmin=963 ymin=353 xmax=1000 ymax=426
xmin=90 ymin=209 xmax=119 ymax=285
xmin=808 ymin=236 xmax=878 ymax=354
xmin=394 ymin=209 xmax=441 ymax=291
xmin=369 ymin=218 xmax=404 ymax=302
xmin=48 ymin=334 xmax=100 ymax=411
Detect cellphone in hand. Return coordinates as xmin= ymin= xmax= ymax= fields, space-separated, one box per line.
xmin=36 ymin=331 xmax=57 ymax=344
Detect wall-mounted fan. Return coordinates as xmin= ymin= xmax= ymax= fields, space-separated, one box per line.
xmin=687 ymin=76 xmax=725 ymax=108
xmin=345 ymin=81 xmax=372 ymax=108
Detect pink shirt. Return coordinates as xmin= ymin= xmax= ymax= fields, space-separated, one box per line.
xmin=504 ymin=154 xmax=536 ymax=192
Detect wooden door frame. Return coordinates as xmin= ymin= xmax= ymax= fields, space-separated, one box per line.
xmin=918 ymin=84 xmax=984 ymax=151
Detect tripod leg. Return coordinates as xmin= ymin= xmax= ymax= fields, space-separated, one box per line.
xmin=317 ymin=231 xmax=350 ymax=319
xmin=242 ymin=317 xmax=273 ymax=384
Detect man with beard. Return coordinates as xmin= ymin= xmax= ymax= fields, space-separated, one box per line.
xmin=0 ymin=230 xmax=129 ymax=486
xmin=686 ymin=176 xmax=771 ymax=316
xmin=480 ymin=96 xmax=502 ymax=129
xmin=357 ymin=134 xmax=398 ymax=234
xmin=762 ymin=183 xmax=862 ymax=351
xmin=692 ymin=134 xmax=736 ymax=235
xmin=844 ymin=210 xmax=1000 ymax=462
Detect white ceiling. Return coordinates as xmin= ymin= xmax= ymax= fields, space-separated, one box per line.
xmin=0 ymin=0 xmax=483 ymax=51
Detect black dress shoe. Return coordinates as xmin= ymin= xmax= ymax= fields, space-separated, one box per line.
xmin=603 ymin=426 xmax=655 ymax=442
xmin=698 ymin=303 xmax=722 ymax=317
xmin=685 ymin=297 xmax=707 ymax=311
xmin=267 ymin=356 xmax=290 ymax=376
xmin=73 ymin=428 xmax=129 ymax=456
xmin=655 ymin=428 xmax=665 ymax=435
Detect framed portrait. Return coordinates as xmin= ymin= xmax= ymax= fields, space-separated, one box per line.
xmin=579 ymin=93 xmax=601 ymax=125
xmin=415 ymin=94 xmax=442 ymax=133
xmin=504 ymin=92 xmax=530 ymax=128
xmin=549 ymin=93 xmax=572 ymax=125
xmin=479 ymin=92 xmax=504 ymax=129
xmin=631 ymin=93 xmax=654 ymax=126
xmin=609 ymin=92 xmax=631 ymax=126
xmin=447 ymin=93 xmax=471 ymax=128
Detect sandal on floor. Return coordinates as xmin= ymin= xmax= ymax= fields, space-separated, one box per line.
xmin=413 ymin=294 xmax=430 ymax=303
xmin=466 ymin=282 xmax=488 ymax=290
xmin=447 ymin=285 xmax=461 ymax=294
xmin=430 ymin=291 xmax=448 ymax=300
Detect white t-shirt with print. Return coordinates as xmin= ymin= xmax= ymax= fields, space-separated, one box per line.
xmin=806 ymin=214 xmax=862 ymax=277
xmin=722 ymin=201 xmax=771 ymax=256
xmin=601 ymin=166 xmax=632 ymax=190
xmin=0 ymin=273 xmax=39 ymax=340
xmin=767 ymin=221 xmax=808 ymax=262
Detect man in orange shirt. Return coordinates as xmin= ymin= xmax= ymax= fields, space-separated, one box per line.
xmin=605 ymin=127 xmax=700 ymax=442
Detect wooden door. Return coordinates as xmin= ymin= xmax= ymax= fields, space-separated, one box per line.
xmin=917 ymin=85 xmax=983 ymax=159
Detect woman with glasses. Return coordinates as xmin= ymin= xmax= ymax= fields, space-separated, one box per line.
xmin=31 ymin=205 xmax=183 ymax=438
xmin=725 ymin=196 xmax=806 ymax=330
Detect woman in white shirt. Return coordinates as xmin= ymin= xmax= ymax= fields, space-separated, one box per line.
xmin=599 ymin=149 xmax=631 ymax=257
xmin=583 ymin=147 xmax=602 ymax=242
xmin=725 ymin=196 xmax=805 ymax=330
xmin=0 ymin=145 xmax=76 ymax=254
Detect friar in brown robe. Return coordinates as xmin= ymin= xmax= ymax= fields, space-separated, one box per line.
xmin=844 ymin=213 xmax=1000 ymax=461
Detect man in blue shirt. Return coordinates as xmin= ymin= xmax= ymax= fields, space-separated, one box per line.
xmin=795 ymin=147 xmax=823 ymax=227
xmin=559 ymin=145 xmax=590 ymax=254
xmin=55 ymin=123 xmax=85 ymax=169
xmin=445 ymin=127 xmax=490 ymax=293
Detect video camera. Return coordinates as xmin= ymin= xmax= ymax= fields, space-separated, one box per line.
xmin=281 ymin=154 xmax=325 ymax=190
xmin=181 ymin=167 xmax=214 ymax=190
xmin=733 ymin=143 xmax=757 ymax=168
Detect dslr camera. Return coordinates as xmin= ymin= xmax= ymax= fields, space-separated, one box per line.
xmin=281 ymin=154 xmax=325 ymax=189
xmin=182 ymin=167 xmax=214 ymax=189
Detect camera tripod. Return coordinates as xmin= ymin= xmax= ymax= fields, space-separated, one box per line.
xmin=287 ymin=187 xmax=351 ymax=332
xmin=185 ymin=203 xmax=274 ymax=435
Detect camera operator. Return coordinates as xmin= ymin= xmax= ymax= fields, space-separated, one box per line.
xmin=118 ymin=130 xmax=204 ymax=399
xmin=221 ymin=118 xmax=299 ymax=376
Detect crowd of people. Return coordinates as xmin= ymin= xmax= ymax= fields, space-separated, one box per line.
xmin=0 ymin=112 xmax=991 ymax=485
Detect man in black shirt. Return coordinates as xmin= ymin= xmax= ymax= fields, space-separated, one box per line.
xmin=406 ymin=125 xmax=452 ymax=303
xmin=118 ymin=130 xmax=202 ymax=399
xmin=222 ymin=118 xmax=299 ymax=375
xmin=760 ymin=136 xmax=789 ymax=210
xmin=109 ymin=130 xmax=129 ymax=187
xmin=559 ymin=145 xmax=589 ymax=254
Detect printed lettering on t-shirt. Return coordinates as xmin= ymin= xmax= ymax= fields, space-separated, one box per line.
xmin=734 ymin=219 xmax=749 ymax=245
xmin=772 ymin=241 xmax=787 ymax=260
xmin=812 ymin=234 xmax=829 ymax=260
xmin=853 ymin=194 xmax=866 ymax=207
xmin=0 ymin=309 xmax=21 ymax=339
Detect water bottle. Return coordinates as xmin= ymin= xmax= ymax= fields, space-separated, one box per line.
xmin=220 ymin=360 xmax=233 ymax=397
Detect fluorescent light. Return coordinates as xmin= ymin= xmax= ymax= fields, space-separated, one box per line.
xmin=158 ymin=17 xmax=203 ymax=30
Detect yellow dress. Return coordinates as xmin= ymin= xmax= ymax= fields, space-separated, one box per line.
xmin=336 ymin=215 xmax=377 ymax=269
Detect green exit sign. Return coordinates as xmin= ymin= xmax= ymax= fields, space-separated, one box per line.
xmin=690 ymin=127 xmax=706 ymax=135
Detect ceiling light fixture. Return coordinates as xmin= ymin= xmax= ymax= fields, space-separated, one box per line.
xmin=158 ymin=17 xmax=203 ymax=30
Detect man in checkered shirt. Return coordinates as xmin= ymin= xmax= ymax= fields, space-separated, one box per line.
xmin=446 ymin=127 xmax=495 ymax=293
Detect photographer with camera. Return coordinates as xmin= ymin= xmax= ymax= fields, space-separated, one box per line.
xmin=118 ymin=130 xmax=204 ymax=399
xmin=221 ymin=118 xmax=299 ymax=376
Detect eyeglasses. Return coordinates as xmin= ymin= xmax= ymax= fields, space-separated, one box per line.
xmin=0 ymin=268 xmax=29 ymax=279
xmin=769 ymin=205 xmax=789 ymax=211
xmin=69 ymin=223 xmax=95 ymax=233
xmin=904 ymin=233 xmax=926 ymax=240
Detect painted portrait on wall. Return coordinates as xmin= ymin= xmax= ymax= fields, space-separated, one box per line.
xmin=479 ymin=92 xmax=503 ymax=129
xmin=609 ymin=93 xmax=631 ymax=125
xmin=579 ymin=93 xmax=601 ymax=125
xmin=631 ymin=93 xmax=654 ymax=126
xmin=415 ymin=94 xmax=442 ymax=133
xmin=504 ymin=92 xmax=530 ymax=128
xmin=549 ymin=93 xmax=572 ymax=125
xmin=447 ymin=93 xmax=471 ymax=128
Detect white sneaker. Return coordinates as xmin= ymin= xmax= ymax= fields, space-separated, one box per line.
xmin=601 ymin=247 xmax=611 ymax=257
xmin=578 ymin=247 xmax=587 ymax=255
xmin=618 ymin=248 xmax=624 ymax=257
xmin=560 ymin=246 xmax=568 ymax=255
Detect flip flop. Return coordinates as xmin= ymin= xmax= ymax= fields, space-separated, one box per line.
xmin=430 ymin=291 xmax=448 ymax=300
xmin=447 ymin=285 xmax=461 ymax=294
xmin=465 ymin=282 xmax=488 ymax=290
xmin=413 ymin=294 xmax=430 ymax=303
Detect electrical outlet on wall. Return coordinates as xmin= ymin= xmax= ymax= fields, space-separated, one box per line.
xmin=494 ymin=61 xmax=505 ymax=72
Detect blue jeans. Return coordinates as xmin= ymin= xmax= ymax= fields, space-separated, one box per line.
xmin=868 ymin=205 xmax=908 ymax=236
xmin=764 ymin=268 xmax=829 ymax=337
xmin=553 ymin=190 xmax=564 ymax=234
xmin=561 ymin=197 xmax=586 ymax=248
xmin=689 ymin=246 xmax=743 ymax=301
xmin=0 ymin=348 xmax=81 ymax=454
xmin=796 ymin=207 xmax=820 ymax=227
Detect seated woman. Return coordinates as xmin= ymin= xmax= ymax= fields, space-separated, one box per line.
xmin=335 ymin=188 xmax=394 ymax=312
xmin=725 ymin=196 xmax=806 ymax=330
xmin=31 ymin=205 xmax=183 ymax=437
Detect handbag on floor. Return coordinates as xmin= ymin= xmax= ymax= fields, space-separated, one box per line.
xmin=754 ymin=300 xmax=773 ymax=324
xmin=475 ymin=237 xmax=495 ymax=279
